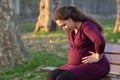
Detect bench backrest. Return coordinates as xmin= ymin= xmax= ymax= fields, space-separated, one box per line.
xmin=105 ymin=44 xmax=120 ymax=75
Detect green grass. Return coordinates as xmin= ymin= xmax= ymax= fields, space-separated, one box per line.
xmin=0 ymin=51 xmax=67 ymax=80
xmin=100 ymin=19 xmax=120 ymax=44
xmin=0 ymin=19 xmax=119 ymax=80
xmin=20 ymin=24 xmax=35 ymax=33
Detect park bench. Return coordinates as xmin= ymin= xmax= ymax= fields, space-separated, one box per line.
xmin=40 ymin=44 xmax=120 ymax=80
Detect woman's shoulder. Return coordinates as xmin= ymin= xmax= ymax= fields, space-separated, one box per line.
xmin=81 ymin=20 xmax=100 ymax=33
xmin=82 ymin=20 xmax=94 ymax=26
xmin=82 ymin=20 xmax=97 ymax=29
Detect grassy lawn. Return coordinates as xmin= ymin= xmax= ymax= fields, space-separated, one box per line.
xmin=0 ymin=19 xmax=119 ymax=80
xmin=100 ymin=19 xmax=120 ymax=44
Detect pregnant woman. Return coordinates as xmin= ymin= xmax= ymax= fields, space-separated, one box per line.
xmin=46 ymin=6 xmax=110 ymax=80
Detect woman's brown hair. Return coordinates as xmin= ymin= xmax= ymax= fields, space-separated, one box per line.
xmin=54 ymin=6 xmax=103 ymax=32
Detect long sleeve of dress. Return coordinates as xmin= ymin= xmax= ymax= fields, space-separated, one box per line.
xmin=82 ymin=22 xmax=105 ymax=54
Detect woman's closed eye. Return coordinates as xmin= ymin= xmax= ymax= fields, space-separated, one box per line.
xmin=61 ymin=24 xmax=66 ymax=27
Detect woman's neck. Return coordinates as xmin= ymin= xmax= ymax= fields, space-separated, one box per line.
xmin=74 ymin=22 xmax=82 ymax=34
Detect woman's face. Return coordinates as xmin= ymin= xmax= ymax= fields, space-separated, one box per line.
xmin=56 ymin=18 xmax=75 ymax=31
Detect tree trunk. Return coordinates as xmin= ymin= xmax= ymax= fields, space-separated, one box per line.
xmin=34 ymin=0 xmax=75 ymax=32
xmin=113 ymin=0 xmax=120 ymax=33
xmin=34 ymin=0 xmax=59 ymax=32
xmin=0 ymin=0 xmax=30 ymax=71
xmin=34 ymin=0 xmax=50 ymax=32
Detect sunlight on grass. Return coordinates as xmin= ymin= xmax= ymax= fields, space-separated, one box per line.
xmin=26 ymin=31 xmax=47 ymax=38
xmin=27 ymin=30 xmax=67 ymax=38
xmin=104 ymin=26 xmax=113 ymax=31
xmin=26 ymin=30 xmax=68 ymax=45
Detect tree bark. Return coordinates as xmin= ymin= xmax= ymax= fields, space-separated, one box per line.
xmin=114 ymin=0 xmax=120 ymax=33
xmin=0 ymin=0 xmax=30 ymax=71
xmin=34 ymin=0 xmax=59 ymax=32
xmin=34 ymin=0 xmax=75 ymax=32
xmin=34 ymin=0 xmax=50 ymax=32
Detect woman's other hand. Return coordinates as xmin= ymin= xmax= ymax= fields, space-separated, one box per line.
xmin=82 ymin=51 xmax=103 ymax=64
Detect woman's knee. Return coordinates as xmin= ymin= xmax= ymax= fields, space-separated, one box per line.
xmin=46 ymin=69 xmax=64 ymax=80
xmin=56 ymin=71 xmax=77 ymax=80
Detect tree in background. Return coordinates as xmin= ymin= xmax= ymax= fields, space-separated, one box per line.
xmin=114 ymin=0 xmax=120 ymax=33
xmin=34 ymin=0 xmax=75 ymax=32
xmin=34 ymin=0 xmax=58 ymax=32
xmin=34 ymin=0 xmax=49 ymax=32
xmin=0 ymin=0 xmax=30 ymax=71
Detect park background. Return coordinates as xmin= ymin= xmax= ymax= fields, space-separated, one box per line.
xmin=0 ymin=0 xmax=120 ymax=80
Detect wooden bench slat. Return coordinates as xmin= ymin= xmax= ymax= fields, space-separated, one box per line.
xmin=110 ymin=64 xmax=120 ymax=75
xmin=40 ymin=66 xmax=57 ymax=72
xmin=105 ymin=44 xmax=120 ymax=76
xmin=105 ymin=44 xmax=120 ymax=53
xmin=106 ymin=54 xmax=120 ymax=64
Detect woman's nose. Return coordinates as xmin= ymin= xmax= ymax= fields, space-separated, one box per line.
xmin=62 ymin=27 xmax=66 ymax=30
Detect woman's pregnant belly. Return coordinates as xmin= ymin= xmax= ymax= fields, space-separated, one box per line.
xmin=68 ymin=47 xmax=92 ymax=65
xmin=68 ymin=47 xmax=83 ymax=65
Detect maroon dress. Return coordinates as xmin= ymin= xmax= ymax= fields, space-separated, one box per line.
xmin=59 ymin=21 xmax=110 ymax=80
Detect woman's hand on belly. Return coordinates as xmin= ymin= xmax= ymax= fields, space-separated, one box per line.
xmin=82 ymin=51 xmax=103 ymax=64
